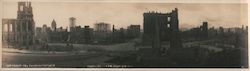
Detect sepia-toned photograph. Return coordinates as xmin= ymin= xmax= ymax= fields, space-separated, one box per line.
xmin=1 ymin=0 xmax=248 ymax=69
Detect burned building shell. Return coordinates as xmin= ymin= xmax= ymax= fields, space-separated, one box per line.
xmin=2 ymin=2 xmax=35 ymax=48
xmin=142 ymin=8 xmax=182 ymax=50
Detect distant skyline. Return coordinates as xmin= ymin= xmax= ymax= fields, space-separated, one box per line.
xmin=3 ymin=2 xmax=248 ymax=29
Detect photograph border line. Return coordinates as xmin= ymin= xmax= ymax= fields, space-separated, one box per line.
xmin=0 ymin=0 xmax=249 ymax=71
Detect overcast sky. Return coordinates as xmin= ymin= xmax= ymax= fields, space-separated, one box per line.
xmin=3 ymin=1 xmax=247 ymax=29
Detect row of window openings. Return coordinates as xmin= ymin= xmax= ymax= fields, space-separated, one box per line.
xmin=19 ymin=4 xmax=31 ymax=11
xmin=3 ymin=24 xmax=32 ymax=32
xmin=3 ymin=24 xmax=12 ymax=32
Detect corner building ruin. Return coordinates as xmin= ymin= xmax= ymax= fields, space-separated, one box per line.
xmin=2 ymin=2 xmax=35 ymax=48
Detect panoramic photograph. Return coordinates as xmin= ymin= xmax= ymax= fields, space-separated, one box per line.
xmin=2 ymin=1 xmax=248 ymax=68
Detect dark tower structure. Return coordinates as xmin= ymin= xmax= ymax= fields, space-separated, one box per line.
xmin=51 ymin=19 xmax=57 ymax=32
xmin=16 ymin=2 xmax=35 ymax=47
xmin=143 ymin=8 xmax=182 ymax=51
xmin=201 ymin=21 xmax=208 ymax=38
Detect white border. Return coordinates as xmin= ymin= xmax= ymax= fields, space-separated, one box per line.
xmin=0 ymin=0 xmax=249 ymax=71
xmin=1 ymin=0 xmax=248 ymax=3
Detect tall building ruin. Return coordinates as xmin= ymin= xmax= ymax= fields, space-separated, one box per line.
xmin=143 ymin=8 xmax=182 ymax=51
xmin=2 ymin=2 xmax=35 ymax=48
xmin=16 ymin=2 xmax=35 ymax=47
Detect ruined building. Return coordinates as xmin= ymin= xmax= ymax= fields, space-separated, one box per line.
xmin=16 ymin=2 xmax=35 ymax=47
xmin=69 ymin=17 xmax=76 ymax=32
xmin=143 ymin=8 xmax=182 ymax=51
xmin=201 ymin=21 xmax=208 ymax=38
xmin=69 ymin=25 xmax=94 ymax=44
xmin=185 ymin=21 xmax=208 ymax=40
xmin=2 ymin=2 xmax=35 ymax=48
xmin=83 ymin=26 xmax=94 ymax=44
xmin=51 ymin=19 xmax=57 ymax=32
xmin=94 ymin=22 xmax=111 ymax=43
xmin=127 ymin=25 xmax=141 ymax=39
xmin=111 ymin=25 xmax=126 ymax=43
xmin=2 ymin=19 xmax=16 ymax=45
